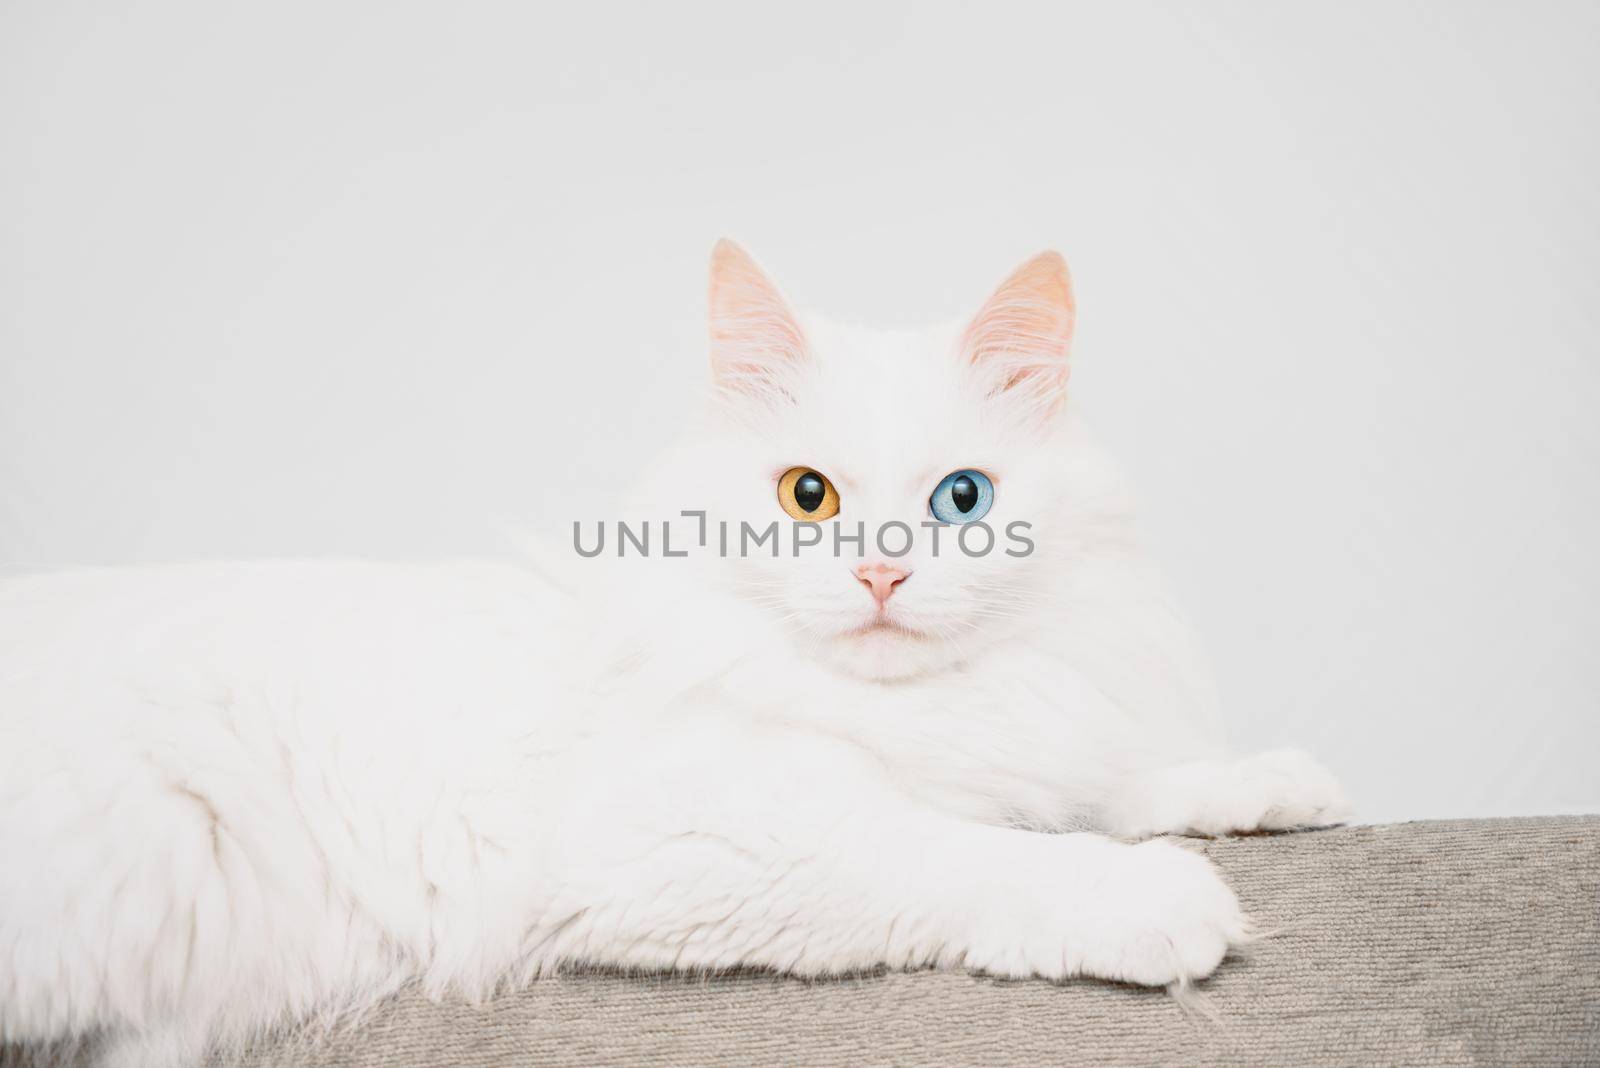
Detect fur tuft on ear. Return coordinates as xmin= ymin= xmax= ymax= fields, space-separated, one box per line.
xmin=962 ymin=251 xmax=1076 ymax=420
xmin=708 ymin=240 xmax=808 ymax=407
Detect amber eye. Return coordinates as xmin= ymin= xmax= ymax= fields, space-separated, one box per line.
xmin=777 ymin=467 xmax=840 ymax=521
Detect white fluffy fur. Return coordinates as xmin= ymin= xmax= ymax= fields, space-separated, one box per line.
xmin=0 ymin=245 xmax=1350 ymax=1067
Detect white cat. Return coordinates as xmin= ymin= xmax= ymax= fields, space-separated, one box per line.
xmin=0 ymin=242 xmax=1350 ymax=1067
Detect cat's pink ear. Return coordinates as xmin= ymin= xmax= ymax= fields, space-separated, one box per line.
xmin=962 ymin=251 xmax=1075 ymax=418
xmin=708 ymin=239 xmax=807 ymax=402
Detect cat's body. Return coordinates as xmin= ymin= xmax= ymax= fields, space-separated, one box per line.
xmin=0 ymin=245 xmax=1349 ymax=1067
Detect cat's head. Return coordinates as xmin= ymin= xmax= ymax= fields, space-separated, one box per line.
xmin=651 ymin=241 xmax=1133 ymax=682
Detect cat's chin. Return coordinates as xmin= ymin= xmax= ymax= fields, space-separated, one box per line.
xmin=816 ymin=620 xmax=951 ymax=682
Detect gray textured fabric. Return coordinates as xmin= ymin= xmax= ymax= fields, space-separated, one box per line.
xmin=9 ymin=818 xmax=1600 ymax=1066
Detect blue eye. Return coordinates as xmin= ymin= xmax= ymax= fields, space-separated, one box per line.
xmin=929 ymin=469 xmax=994 ymax=524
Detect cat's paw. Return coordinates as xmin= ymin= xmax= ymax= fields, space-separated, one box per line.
xmin=1230 ymin=747 xmax=1352 ymax=832
xmin=1106 ymin=748 xmax=1353 ymax=840
xmin=962 ymin=837 xmax=1246 ymax=987
xmin=1066 ymin=839 xmax=1248 ymax=986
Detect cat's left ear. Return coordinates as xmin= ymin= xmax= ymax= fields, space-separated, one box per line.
xmin=961 ymin=251 xmax=1075 ymax=419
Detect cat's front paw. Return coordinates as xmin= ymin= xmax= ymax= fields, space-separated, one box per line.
xmin=1106 ymin=748 xmax=1353 ymax=840
xmin=963 ymin=837 xmax=1246 ymax=987
xmin=1066 ymin=839 xmax=1248 ymax=986
xmin=1223 ymin=747 xmax=1352 ymax=833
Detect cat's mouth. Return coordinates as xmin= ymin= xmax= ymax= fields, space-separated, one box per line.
xmin=847 ymin=616 xmax=926 ymax=640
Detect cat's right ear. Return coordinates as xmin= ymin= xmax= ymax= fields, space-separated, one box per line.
xmin=708 ymin=239 xmax=807 ymax=403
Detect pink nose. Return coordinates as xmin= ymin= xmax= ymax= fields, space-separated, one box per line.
xmin=854 ymin=562 xmax=910 ymax=607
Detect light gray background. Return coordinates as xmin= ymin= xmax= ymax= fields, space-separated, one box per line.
xmin=3 ymin=3 xmax=1596 ymax=822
